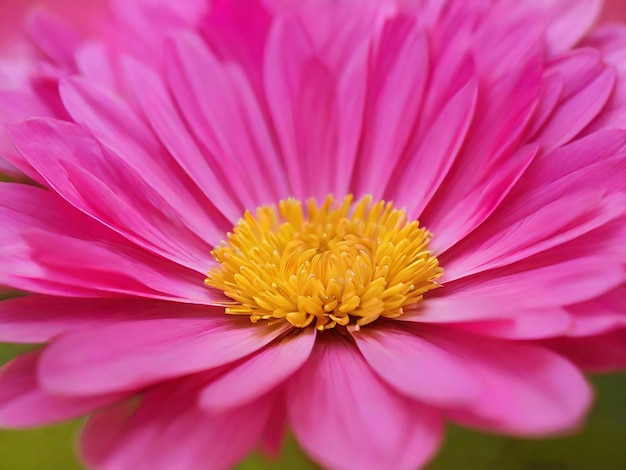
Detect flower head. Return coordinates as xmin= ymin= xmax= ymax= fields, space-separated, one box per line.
xmin=0 ymin=1 xmax=626 ymax=469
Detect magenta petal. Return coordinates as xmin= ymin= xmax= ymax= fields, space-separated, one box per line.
xmin=39 ymin=317 xmax=291 ymax=395
xmin=0 ymin=351 xmax=126 ymax=428
xmin=288 ymin=335 xmax=444 ymax=470
xmin=199 ymin=328 xmax=315 ymax=412
xmin=352 ymin=324 xmax=483 ymax=407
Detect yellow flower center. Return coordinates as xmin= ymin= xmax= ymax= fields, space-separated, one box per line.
xmin=205 ymin=195 xmax=443 ymax=330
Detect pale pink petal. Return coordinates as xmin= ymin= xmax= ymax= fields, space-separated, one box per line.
xmin=288 ymin=335 xmax=444 ymax=470
xmin=352 ymin=324 xmax=483 ymax=407
xmin=74 ymin=42 xmax=117 ymax=90
xmin=39 ymin=317 xmax=291 ymax=395
xmin=0 ymin=351 xmax=126 ymax=428
xmin=199 ymin=328 xmax=315 ymax=412
xmin=80 ymin=382 xmax=273 ymax=470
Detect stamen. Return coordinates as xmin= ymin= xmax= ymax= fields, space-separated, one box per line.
xmin=206 ymin=195 xmax=443 ymax=330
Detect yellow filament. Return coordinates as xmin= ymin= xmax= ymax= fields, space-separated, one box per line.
xmin=206 ymin=195 xmax=443 ymax=330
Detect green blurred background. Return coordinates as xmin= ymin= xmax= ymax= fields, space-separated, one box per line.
xmin=0 ymin=343 xmax=624 ymax=470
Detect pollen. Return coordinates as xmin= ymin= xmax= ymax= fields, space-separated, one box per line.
xmin=205 ymin=195 xmax=443 ymax=331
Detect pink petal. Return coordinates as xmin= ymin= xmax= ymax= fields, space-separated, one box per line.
xmin=107 ymin=0 xmax=208 ymax=67
xmin=405 ymin=248 xmax=625 ymax=327
xmin=121 ymin=57 xmax=242 ymax=223
xmin=3 ymin=230 xmax=217 ymax=303
xmin=516 ymin=0 xmax=603 ymax=55
xmin=354 ymin=17 xmax=430 ymax=197
xmin=442 ymin=127 xmax=626 ymax=278
xmin=9 ymin=118 xmax=224 ymax=271
xmin=0 ymin=183 xmax=216 ymax=302
xmin=58 ymin=77 xmax=229 ymax=249
xmin=352 ymin=324 xmax=483 ymax=407
xmin=288 ymin=335 xmax=444 ymax=470
xmin=542 ymin=329 xmax=626 ymax=373
xmin=0 ymin=296 xmax=216 ymax=344
xmin=388 ymin=79 xmax=477 ymax=218
xmin=0 ymin=90 xmax=53 ymax=183
xmin=80 ymin=382 xmax=273 ymax=470
xmin=0 ymin=351 xmax=126 ymax=428
xmin=39 ymin=317 xmax=291 ymax=395
xmin=567 ymin=286 xmax=626 ymax=336
xmin=201 ymin=0 xmax=272 ymax=92
xmin=422 ymin=16 xmax=544 ymax=247
xmin=28 ymin=10 xmax=81 ymax=65
xmin=443 ymin=256 xmax=625 ymax=310
xmin=443 ymin=190 xmax=626 ymax=281
xmin=199 ymin=328 xmax=315 ymax=412
xmin=537 ymin=56 xmax=615 ymax=150
xmin=428 ymin=143 xmax=537 ymax=253
xmin=165 ymin=31 xmax=288 ymax=206
xmin=263 ymin=17 xmax=335 ymax=200
xmin=601 ymin=0 xmax=626 ymax=23
xmin=450 ymin=308 xmax=573 ymax=340
xmin=259 ymin=398 xmax=287 ymax=459
xmin=419 ymin=329 xmax=594 ymax=436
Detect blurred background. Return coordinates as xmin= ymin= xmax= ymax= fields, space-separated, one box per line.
xmin=0 ymin=340 xmax=624 ymax=469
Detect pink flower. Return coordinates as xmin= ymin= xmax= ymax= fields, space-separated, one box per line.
xmin=1 ymin=1 xmax=626 ymax=469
